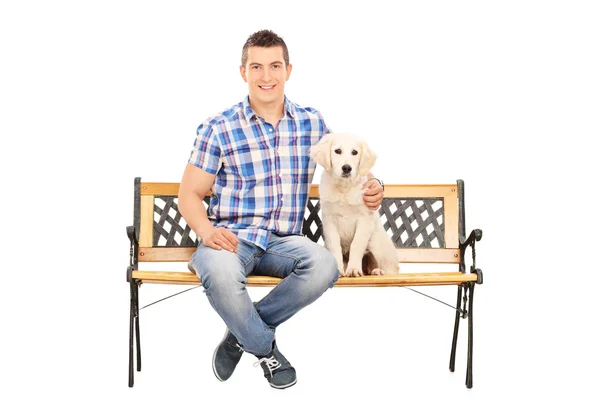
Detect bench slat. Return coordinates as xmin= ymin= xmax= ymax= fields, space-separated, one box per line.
xmin=131 ymin=270 xmax=477 ymax=287
xmin=139 ymin=183 xmax=458 ymax=198
xmin=137 ymin=247 xmax=461 ymax=263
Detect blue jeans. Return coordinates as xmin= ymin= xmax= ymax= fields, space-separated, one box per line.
xmin=189 ymin=233 xmax=340 ymax=356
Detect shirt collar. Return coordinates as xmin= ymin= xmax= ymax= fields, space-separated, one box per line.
xmin=242 ymin=95 xmax=296 ymax=121
xmin=283 ymin=96 xmax=295 ymax=118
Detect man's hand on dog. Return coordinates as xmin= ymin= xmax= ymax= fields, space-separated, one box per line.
xmin=362 ymin=180 xmax=384 ymax=210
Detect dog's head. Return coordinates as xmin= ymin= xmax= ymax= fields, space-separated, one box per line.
xmin=310 ymin=133 xmax=377 ymax=179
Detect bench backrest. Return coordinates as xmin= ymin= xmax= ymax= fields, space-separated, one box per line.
xmin=132 ymin=178 xmax=467 ymax=265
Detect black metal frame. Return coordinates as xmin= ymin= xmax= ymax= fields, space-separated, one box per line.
xmin=126 ymin=177 xmax=142 ymax=388
xmin=125 ymin=177 xmax=483 ymax=389
xmin=448 ymin=179 xmax=484 ymax=388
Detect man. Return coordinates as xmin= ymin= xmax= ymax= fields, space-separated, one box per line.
xmin=178 ymin=29 xmax=384 ymax=389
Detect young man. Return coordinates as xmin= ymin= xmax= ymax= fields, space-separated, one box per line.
xmin=178 ymin=30 xmax=384 ymax=389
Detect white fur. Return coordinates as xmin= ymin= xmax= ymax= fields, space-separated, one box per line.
xmin=310 ymin=133 xmax=400 ymax=277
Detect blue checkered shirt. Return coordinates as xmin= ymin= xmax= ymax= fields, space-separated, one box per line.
xmin=188 ymin=96 xmax=330 ymax=249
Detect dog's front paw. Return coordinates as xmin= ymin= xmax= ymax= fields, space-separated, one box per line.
xmin=371 ymin=268 xmax=385 ymax=276
xmin=345 ymin=263 xmax=363 ymax=277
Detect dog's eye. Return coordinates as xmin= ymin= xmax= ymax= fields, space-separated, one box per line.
xmin=334 ymin=149 xmax=342 ymax=154
xmin=351 ymin=150 xmax=358 ymax=156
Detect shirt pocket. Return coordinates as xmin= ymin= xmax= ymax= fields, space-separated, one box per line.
xmin=276 ymin=136 xmax=313 ymax=177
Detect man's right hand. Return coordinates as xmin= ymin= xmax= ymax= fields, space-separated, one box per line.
xmin=200 ymin=227 xmax=238 ymax=253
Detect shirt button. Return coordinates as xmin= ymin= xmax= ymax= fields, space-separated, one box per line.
xmin=269 ymin=128 xmax=273 ymax=132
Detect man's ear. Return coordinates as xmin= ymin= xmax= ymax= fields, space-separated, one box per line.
xmin=285 ymin=63 xmax=293 ymax=81
xmin=358 ymin=140 xmax=377 ymax=176
xmin=310 ymin=135 xmax=333 ymax=171
xmin=240 ymin=65 xmax=248 ymax=82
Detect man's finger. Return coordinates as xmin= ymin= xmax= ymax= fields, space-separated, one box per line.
xmin=224 ymin=231 xmax=238 ymax=247
xmin=215 ymin=237 xmax=235 ymax=252
xmin=220 ymin=233 xmax=238 ymax=252
xmin=364 ymin=185 xmax=383 ymax=195
xmin=207 ymin=241 xmax=222 ymax=250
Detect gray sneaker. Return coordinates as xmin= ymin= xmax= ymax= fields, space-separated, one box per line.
xmin=212 ymin=329 xmax=244 ymax=381
xmin=253 ymin=342 xmax=297 ymax=389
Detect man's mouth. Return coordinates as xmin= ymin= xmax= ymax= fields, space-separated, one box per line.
xmin=259 ymin=85 xmax=275 ymax=91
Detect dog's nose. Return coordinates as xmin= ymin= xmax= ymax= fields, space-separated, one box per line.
xmin=342 ymin=164 xmax=352 ymax=174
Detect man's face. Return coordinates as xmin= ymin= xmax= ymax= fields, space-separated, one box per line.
xmin=240 ymin=46 xmax=292 ymax=106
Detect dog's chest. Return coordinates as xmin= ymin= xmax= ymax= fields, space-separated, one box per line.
xmin=332 ymin=212 xmax=361 ymax=245
xmin=321 ymin=200 xmax=370 ymax=245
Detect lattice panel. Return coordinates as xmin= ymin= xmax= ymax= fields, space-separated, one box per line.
xmin=301 ymin=197 xmax=445 ymax=248
xmin=153 ymin=196 xmax=209 ymax=246
xmin=153 ymin=196 xmax=444 ymax=248
xmin=380 ymin=198 xmax=444 ymax=248
xmin=302 ymin=199 xmax=324 ymax=245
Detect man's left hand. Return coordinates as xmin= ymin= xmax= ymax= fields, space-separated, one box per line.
xmin=362 ymin=179 xmax=384 ymax=210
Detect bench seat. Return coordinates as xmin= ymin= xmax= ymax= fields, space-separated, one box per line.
xmin=131 ymin=270 xmax=479 ymax=286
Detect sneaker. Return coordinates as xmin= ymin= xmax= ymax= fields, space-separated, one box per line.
xmin=212 ymin=328 xmax=244 ymax=381
xmin=253 ymin=341 xmax=297 ymax=389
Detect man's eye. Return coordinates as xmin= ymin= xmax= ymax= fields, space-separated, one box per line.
xmin=252 ymin=65 xmax=261 ymax=70
xmin=272 ymin=65 xmax=280 ymax=69
xmin=334 ymin=149 xmax=342 ymax=154
xmin=351 ymin=150 xmax=358 ymax=155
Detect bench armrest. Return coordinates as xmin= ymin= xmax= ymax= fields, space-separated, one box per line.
xmin=126 ymin=226 xmax=139 ymax=273
xmin=459 ymin=229 xmax=483 ymax=284
xmin=460 ymin=229 xmax=482 ymax=250
xmin=127 ymin=226 xmax=138 ymax=244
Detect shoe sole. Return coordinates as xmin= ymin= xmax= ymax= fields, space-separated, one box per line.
xmin=270 ymin=378 xmax=297 ymax=389
xmin=212 ymin=328 xmax=231 ymax=382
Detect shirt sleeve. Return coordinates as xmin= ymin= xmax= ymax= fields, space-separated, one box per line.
xmin=188 ymin=123 xmax=222 ymax=174
xmin=317 ymin=109 xmax=332 ymax=137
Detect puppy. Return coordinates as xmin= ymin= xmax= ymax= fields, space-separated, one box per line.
xmin=310 ymin=133 xmax=399 ymax=277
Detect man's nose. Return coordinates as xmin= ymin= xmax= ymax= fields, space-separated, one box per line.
xmin=262 ymin=68 xmax=270 ymax=81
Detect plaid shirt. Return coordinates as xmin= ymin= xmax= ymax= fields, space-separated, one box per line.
xmin=188 ymin=96 xmax=330 ymax=249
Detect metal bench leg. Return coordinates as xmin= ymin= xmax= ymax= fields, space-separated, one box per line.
xmin=135 ymin=284 xmax=142 ymax=372
xmin=129 ymin=279 xmax=135 ymax=387
xmin=449 ymin=284 xmax=463 ymax=372
xmin=466 ymin=282 xmax=475 ymax=388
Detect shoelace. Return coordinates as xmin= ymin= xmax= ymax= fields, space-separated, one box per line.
xmin=235 ymin=343 xmax=243 ymax=353
xmin=253 ymin=356 xmax=281 ymax=377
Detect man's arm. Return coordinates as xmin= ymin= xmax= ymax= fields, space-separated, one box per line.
xmin=178 ymin=163 xmax=238 ymax=252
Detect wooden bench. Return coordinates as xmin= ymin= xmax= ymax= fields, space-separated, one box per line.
xmin=126 ymin=177 xmax=483 ymax=388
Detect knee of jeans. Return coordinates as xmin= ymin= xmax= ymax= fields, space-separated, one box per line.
xmin=324 ymin=251 xmax=340 ymax=285
xmin=195 ymin=261 xmax=246 ymax=293
xmin=313 ymin=249 xmax=340 ymax=287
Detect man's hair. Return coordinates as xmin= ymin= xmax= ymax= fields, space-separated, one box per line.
xmin=241 ymin=29 xmax=289 ymax=67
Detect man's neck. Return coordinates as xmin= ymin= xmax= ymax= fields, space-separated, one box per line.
xmin=249 ymin=97 xmax=285 ymax=126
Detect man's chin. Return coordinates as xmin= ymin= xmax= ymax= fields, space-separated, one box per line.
xmin=252 ymin=91 xmax=283 ymax=102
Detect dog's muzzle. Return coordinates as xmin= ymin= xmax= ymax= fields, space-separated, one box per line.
xmin=341 ymin=164 xmax=352 ymax=177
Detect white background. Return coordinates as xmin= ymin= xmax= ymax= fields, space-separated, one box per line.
xmin=1 ymin=0 xmax=599 ymax=399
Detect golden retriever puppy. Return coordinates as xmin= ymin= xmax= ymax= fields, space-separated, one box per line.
xmin=310 ymin=133 xmax=399 ymax=277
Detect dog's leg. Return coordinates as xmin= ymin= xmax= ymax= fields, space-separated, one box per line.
xmin=361 ymin=251 xmax=378 ymax=275
xmin=322 ymin=216 xmax=345 ymax=277
xmin=368 ymin=230 xmax=400 ymax=274
xmin=346 ymin=219 xmax=372 ymax=277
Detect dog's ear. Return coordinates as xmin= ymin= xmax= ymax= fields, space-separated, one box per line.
xmin=358 ymin=140 xmax=377 ymax=176
xmin=310 ymin=135 xmax=333 ymax=171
